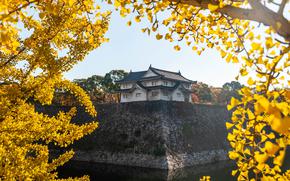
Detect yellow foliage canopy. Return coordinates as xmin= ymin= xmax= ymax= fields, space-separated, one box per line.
xmin=0 ymin=0 xmax=110 ymax=180
xmin=106 ymin=0 xmax=290 ymax=180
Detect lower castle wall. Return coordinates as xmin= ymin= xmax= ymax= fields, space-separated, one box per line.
xmin=38 ymin=101 xmax=230 ymax=170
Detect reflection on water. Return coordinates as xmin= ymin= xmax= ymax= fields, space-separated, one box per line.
xmin=58 ymin=161 xmax=236 ymax=181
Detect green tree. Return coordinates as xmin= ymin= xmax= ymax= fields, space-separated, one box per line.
xmin=219 ymin=81 xmax=244 ymax=104
xmin=74 ymin=75 xmax=104 ymax=93
xmin=192 ymin=82 xmax=213 ymax=103
xmin=72 ymin=70 xmax=128 ymax=103
xmin=222 ymin=81 xmax=243 ymax=92
xmin=101 ymin=70 xmax=128 ymax=92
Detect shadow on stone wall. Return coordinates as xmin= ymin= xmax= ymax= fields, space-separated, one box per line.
xmin=37 ymin=101 xmax=231 ymax=169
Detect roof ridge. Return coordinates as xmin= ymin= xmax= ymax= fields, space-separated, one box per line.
xmin=130 ymin=70 xmax=147 ymax=73
xmin=177 ymin=73 xmax=194 ymax=82
xmin=117 ymin=67 xmax=194 ymax=83
xmin=150 ymin=66 xmax=180 ymax=75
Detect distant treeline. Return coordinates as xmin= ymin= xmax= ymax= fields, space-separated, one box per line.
xmin=53 ymin=70 xmax=243 ymax=105
xmin=53 ymin=70 xmax=128 ymax=105
xmin=192 ymin=81 xmax=243 ymax=105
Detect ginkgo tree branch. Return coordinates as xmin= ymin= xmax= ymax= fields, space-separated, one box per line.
xmin=247 ymin=0 xmax=289 ymax=40
xmin=0 ymin=0 xmax=39 ymax=21
xmin=278 ymin=0 xmax=287 ymax=15
xmin=172 ymin=0 xmax=290 ymax=41
xmin=0 ymin=47 xmax=26 ymax=68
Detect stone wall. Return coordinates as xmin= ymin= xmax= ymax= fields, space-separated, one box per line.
xmin=38 ymin=101 xmax=230 ymax=170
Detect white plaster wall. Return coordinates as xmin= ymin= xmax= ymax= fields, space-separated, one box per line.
xmin=120 ymin=83 xmax=133 ymax=89
xmin=160 ymin=90 xmax=171 ymax=101
xmin=120 ymin=92 xmax=132 ymax=102
xmin=156 ymin=80 xmax=162 ymax=86
xmin=141 ymin=79 xmax=179 ymax=88
xmin=141 ymin=80 xmax=162 ymax=87
xmin=162 ymin=80 xmax=175 ymax=87
xmin=120 ymin=84 xmax=191 ymax=102
xmin=188 ymin=95 xmax=192 ymax=103
xmin=132 ymin=87 xmax=147 ymax=102
xmin=171 ymin=87 xmax=185 ymax=102
xmin=121 ymin=86 xmax=147 ymax=102
xmin=148 ymin=89 xmax=161 ymax=101
xmin=143 ymin=69 xmax=157 ymax=78
xmin=141 ymin=81 xmax=149 ymax=87
xmin=121 ymin=88 xmax=191 ymax=103
xmin=182 ymin=83 xmax=191 ymax=90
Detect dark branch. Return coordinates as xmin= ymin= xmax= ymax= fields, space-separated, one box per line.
xmin=278 ymin=0 xmax=287 ymax=15
xmin=1 ymin=47 xmax=26 ymax=68
xmin=171 ymin=0 xmax=290 ymax=41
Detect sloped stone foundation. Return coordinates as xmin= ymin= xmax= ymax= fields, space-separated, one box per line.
xmin=39 ymin=101 xmax=230 ymax=170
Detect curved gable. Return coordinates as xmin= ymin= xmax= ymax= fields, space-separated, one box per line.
xmin=142 ymin=69 xmax=159 ymax=78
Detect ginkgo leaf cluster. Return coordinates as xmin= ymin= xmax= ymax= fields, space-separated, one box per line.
xmin=105 ymin=0 xmax=290 ymax=180
xmin=0 ymin=0 xmax=110 ymax=180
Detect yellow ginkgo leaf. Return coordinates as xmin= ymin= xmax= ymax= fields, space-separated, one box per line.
xmin=265 ymin=37 xmax=274 ymax=49
xmin=192 ymin=46 xmax=197 ymax=51
xmin=264 ymin=141 xmax=279 ymax=155
xmin=227 ymin=97 xmax=240 ymax=110
xmin=239 ymin=68 xmax=248 ymax=76
xmin=135 ymin=16 xmax=141 ymax=23
xmin=228 ymin=151 xmax=239 ymax=159
xmin=232 ymin=170 xmax=238 ymax=176
xmin=270 ymin=116 xmax=290 ymax=134
xmin=208 ymin=3 xmax=219 ymax=12
xmin=155 ymin=34 xmax=163 ymax=40
xmin=276 ymin=22 xmax=282 ymax=29
xmin=232 ymin=56 xmax=239 ymax=63
xmin=273 ymin=149 xmax=285 ymax=166
xmin=226 ymin=122 xmax=234 ymax=129
xmin=246 ymin=110 xmax=255 ymax=120
xmin=174 ymin=45 xmax=181 ymax=51
xmin=254 ymin=153 xmax=268 ymax=163
xmin=251 ymin=42 xmax=261 ymax=51
xmin=127 ymin=21 xmax=132 ymax=26
xmin=247 ymin=77 xmax=255 ymax=86
xmin=225 ymin=54 xmax=233 ymax=63
xmin=220 ymin=50 xmax=227 ymax=58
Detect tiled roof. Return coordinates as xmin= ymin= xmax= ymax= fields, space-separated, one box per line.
xmin=136 ymin=81 xmax=180 ymax=90
xmin=116 ymin=71 xmax=147 ymax=82
xmin=150 ymin=67 xmax=193 ymax=83
xmin=117 ymin=66 xmax=194 ymax=83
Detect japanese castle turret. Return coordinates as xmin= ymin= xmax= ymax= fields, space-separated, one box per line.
xmin=116 ymin=66 xmax=196 ymax=103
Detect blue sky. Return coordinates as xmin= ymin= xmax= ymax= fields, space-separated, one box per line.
xmin=64 ymin=6 xmax=240 ymax=87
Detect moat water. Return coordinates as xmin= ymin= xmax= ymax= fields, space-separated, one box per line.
xmin=58 ymin=161 xmax=236 ymax=181
xmin=59 ymin=155 xmax=290 ymax=181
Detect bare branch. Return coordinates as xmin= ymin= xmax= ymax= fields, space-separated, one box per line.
xmin=171 ymin=0 xmax=290 ymax=41
xmin=278 ymin=0 xmax=287 ymax=15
